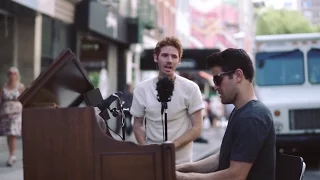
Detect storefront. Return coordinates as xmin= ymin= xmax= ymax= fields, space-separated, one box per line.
xmin=40 ymin=15 xmax=74 ymax=71
xmin=0 ymin=0 xmax=37 ymax=85
xmin=38 ymin=0 xmax=77 ymax=72
xmin=75 ymin=1 xmax=130 ymax=95
xmin=0 ymin=0 xmax=77 ymax=85
xmin=0 ymin=12 xmax=14 ymax=84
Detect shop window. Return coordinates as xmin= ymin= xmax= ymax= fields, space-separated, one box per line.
xmin=41 ymin=15 xmax=53 ymax=59
xmin=41 ymin=15 xmax=72 ymax=71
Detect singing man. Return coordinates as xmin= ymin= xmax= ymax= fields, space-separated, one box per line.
xmin=130 ymin=36 xmax=204 ymax=165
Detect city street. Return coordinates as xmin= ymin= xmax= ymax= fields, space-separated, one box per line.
xmin=0 ymin=127 xmax=320 ymax=179
xmin=1 ymin=0 xmax=320 ymax=179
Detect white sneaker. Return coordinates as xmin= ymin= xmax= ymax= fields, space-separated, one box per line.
xmin=6 ymin=156 xmax=16 ymax=167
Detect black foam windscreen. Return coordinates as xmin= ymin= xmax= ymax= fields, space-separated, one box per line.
xmin=156 ymin=77 xmax=174 ymax=103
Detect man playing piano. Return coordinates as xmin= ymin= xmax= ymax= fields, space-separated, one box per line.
xmin=130 ymin=36 xmax=204 ymax=165
xmin=176 ymin=48 xmax=276 ymax=180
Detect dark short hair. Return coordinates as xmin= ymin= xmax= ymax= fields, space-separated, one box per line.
xmin=206 ymin=48 xmax=254 ymax=82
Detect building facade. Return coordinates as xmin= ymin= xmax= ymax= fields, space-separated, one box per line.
xmin=123 ymin=0 xmax=178 ymax=84
xmin=0 ymin=0 xmax=78 ymax=86
xmin=298 ymin=0 xmax=320 ymax=25
xmin=236 ymin=0 xmax=255 ymax=58
xmin=0 ymin=0 xmax=142 ymax=97
xmin=175 ymin=0 xmax=195 ymax=48
xmin=188 ymin=0 xmax=238 ymax=49
xmin=74 ymin=0 xmax=132 ymax=97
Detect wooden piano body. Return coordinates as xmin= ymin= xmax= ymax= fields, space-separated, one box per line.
xmin=18 ymin=49 xmax=176 ymax=180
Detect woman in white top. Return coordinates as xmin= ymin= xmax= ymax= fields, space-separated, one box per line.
xmin=0 ymin=67 xmax=25 ymax=167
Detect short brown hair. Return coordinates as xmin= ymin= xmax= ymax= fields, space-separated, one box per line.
xmin=154 ymin=36 xmax=183 ymax=58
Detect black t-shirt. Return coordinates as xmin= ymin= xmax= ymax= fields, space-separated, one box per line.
xmin=218 ymin=100 xmax=276 ymax=180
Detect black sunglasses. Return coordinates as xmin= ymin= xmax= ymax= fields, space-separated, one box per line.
xmin=213 ymin=70 xmax=236 ymax=86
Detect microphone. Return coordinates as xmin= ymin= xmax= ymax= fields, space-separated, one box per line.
xmin=156 ymin=77 xmax=174 ymax=103
xmin=97 ymin=91 xmax=123 ymax=119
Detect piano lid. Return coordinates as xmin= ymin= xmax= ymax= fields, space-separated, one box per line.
xmin=18 ymin=49 xmax=95 ymax=108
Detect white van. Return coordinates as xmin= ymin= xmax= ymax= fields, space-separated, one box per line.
xmin=254 ymin=33 xmax=320 ymax=153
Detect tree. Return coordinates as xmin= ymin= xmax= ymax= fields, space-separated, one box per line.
xmin=256 ymin=9 xmax=320 ymax=35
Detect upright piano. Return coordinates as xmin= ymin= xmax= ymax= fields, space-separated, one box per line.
xmin=18 ymin=49 xmax=176 ymax=180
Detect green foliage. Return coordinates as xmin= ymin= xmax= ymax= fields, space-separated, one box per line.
xmin=315 ymin=25 xmax=320 ymax=32
xmin=88 ymin=71 xmax=100 ymax=88
xmin=256 ymin=9 xmax=320 ymax=35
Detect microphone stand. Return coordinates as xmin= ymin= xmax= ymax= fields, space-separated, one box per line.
xmin=161 ymin=102 xmax=168 ymax=141
xmin=118 ymin=102 xmax=129 ymax=141
xmin=97 ymin=91 xmax=128 ymax=141
xmin=121 ymin=107 xmax=131 ymax=141
xmin=119 ymin=108 xmax=126 ymax=141
xmin=156 ymin=76 xmax=174 ymax=142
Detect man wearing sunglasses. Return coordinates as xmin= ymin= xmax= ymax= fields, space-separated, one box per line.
xmin=176 ymin=48 xmax=276 ymax=180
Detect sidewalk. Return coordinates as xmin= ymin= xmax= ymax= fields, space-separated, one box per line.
xmin=0 ymin=127 xmax=225 ymax=180
xmin=0 ymin=137 xmax=6 ymax=152
xmin=0 ymin=144 xmax=23 ymax=180
xmin=193 ymin=127 xmax=225 ymax=161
